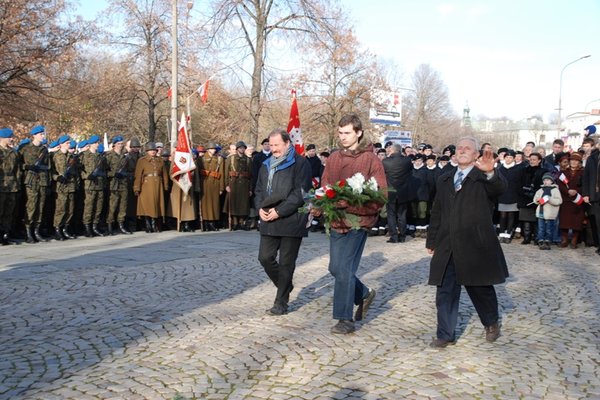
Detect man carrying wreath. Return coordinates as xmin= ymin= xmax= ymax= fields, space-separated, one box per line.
xmin=314 ymin=114 xmax=388 ymax=334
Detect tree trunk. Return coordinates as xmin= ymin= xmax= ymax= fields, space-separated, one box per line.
xmin=249 ymin=7 xmax=266 ymax=148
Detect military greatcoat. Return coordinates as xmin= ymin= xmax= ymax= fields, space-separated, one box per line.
xmin=134 ymin=154 xmax=169 ymax=218
xmin=195 ymin=152 xmax=225 ymax=221
xmin=224 ymin=153 xmax=252 ymax=216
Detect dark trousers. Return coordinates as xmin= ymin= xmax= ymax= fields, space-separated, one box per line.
xmin=387 ymin=196 xmax=408 ymax=240
xmin=435 ymin=257 xmax=499 ymax=341
xmin=258 ymin=235 xmax=303 ymax=306
xmin=588 ymin=202 xmax=600 ymax=247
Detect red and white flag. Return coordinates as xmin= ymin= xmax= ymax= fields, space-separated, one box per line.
xmin=538 ymin=195 xmax=551 ymax=205
xmin=572 ymin=193 xmax=585 ymax=205
xmin=171 ymin=112 xmax=196 ymax=196
xmin=287 ymin=89 xmax=304 ymax=155
xmin=558 ymin=173 xmax=569 ymax=185
xmin=197 ymin=80 xmax=209 ymax=103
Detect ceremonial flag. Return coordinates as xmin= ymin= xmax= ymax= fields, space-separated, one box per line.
xmin=197 ymin=80 xmax=209 ymax=103
xmin=170 ymin=112 xmax=196 ymax=196
xmin=572 ymin=193 xmax=585 ymax=205
xmin=287 ymin=89 xmax=304 ymax=155
xmin=538 ymin=195 xmax=550 ymax=205
xmin=558 ymin=173 xmax=569 ymax=185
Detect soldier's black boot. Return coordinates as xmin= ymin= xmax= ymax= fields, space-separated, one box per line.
xmin=145 ymin=217 xmax=153 ymax=233
xmin=62 ymin=225 xmax=76 ymax=239
xmin=106 ymin=223 xmax=114 ymax=236
xmin=119 ymin=222 xmax=132 ymax=235
xmin=25 ymin=226 xmax=36 ymax=243
xmin=54 ymin=227 xmax=65 ymax=241
xmin=92 ymin=224 xmax=105 ymax=237
xmin=85 ymin=224 xmax=94 ymax=237
xmin=151 ymin=218 xmax=159 ymax=233
xmin=33 ymin=225 xmax=46 ymax=242
xmin=0 ymin=230 xmax=8 ymax=246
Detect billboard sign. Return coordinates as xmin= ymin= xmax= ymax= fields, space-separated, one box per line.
xmin=369 ymin=89 xmax=402 ymax=126
xmin=382 ymin=130 xmax=412 ymax=147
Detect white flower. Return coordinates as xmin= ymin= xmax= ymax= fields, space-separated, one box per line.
xmin=366 ymin=177 xmax=378 ymax=191
xmin=346 ymin=172 xmax=365 ymax=194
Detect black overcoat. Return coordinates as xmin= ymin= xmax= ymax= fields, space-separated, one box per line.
xmin=426 ymin=167 xmax=509 ymax=286
xmin=254 ymin=152 xmax=312 ymax=237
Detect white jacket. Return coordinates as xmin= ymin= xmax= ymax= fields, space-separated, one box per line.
xmin=534 ymin=184 xmax=562 ymax=220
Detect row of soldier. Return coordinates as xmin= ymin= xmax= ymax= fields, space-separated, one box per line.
xmin=0 ymin=125 xmax=275 ymax=245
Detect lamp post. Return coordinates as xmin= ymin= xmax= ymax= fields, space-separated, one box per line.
xmin=557 ymin=55 xmax=591 ymax=134
xmin=170 ymin=0 xmax=179 ymax=148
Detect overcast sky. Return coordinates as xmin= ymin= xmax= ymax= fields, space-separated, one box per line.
xmin=77 ymin=0 xmax=600 ymax=122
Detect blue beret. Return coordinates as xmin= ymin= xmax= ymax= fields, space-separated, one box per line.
xmin=88 ymin=135 xmax=100 ymax=144
xmin=111 ymin=135 xmax=124 ymax=144
xmin=585 ymin=125 xmax=597 ymax=135
xmin=98 ymin=144 xmax=104 ymax=153
xmin=49 ymin=140 xmax=59 ymax=148
xmin=17 ymin=138 xmax=30 ymax=151
xmin=0 ymin=128 xmax=13 ymax=138
xmin=77 ymin=140 xmax=88 ymax=148
xmin=69 ymin=140 xmax=77 ymax=149
xmin=30 ymin=125 xmax=45 ymax=135
xmin=41 ymin=138 xmax=48 ymax=145
xmin=58 ymin=135 xmax=70 ymax=145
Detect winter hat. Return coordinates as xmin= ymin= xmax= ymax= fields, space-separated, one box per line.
xmin=542 ymin=173 xmax=555 ymax=183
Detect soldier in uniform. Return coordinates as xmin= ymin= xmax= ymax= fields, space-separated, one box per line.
xmin=195 ymin=142 xmax=225 ymax=231
xmin=224 ymin=141 xmax=253 ymax=230
xmin=80 ymin=135 xmax=108 ymax=237
xmin=51 ymin=135 xmax=78 ymax=240
xmin=0 ymin=128 xmax=20 ymax=245
xmin=19 ymin=125 xmax=51 ymax=243
xmin=125 ymin=138 xmax=142 ymax=231
xmin=106 ymin=135 xmax=132 ymax=235
xmin=133 ymin=142 xmax=169 ymax=233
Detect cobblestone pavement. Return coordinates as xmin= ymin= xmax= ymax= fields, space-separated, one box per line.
xmin=1 ymin=228 xmax=599 ymax=400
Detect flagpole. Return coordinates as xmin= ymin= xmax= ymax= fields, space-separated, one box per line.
xmin=170 ymin=0 xmax=178 ymax=149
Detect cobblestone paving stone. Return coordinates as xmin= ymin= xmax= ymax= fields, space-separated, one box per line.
xmin=0 ymin=229 xmax=599 ymax=399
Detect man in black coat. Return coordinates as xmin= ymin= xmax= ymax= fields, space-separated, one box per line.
xmin=255 ymin=128 xmax=312 ymax=315
xmin=426 ymin=137 xmax=509 ymax=348
xmin=382 ymin=144 xmax=413 ymax=242
xmin=582 ymin=136 xmax=600 ymax=255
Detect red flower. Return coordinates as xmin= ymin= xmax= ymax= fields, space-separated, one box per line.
xmin=325 ymin=188 xmax=336 ymax=199
xmin=338 ymin=179 xmax=346 ymax=188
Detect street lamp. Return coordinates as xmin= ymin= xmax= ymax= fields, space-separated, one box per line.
xmin=557 ymin=54 xmax=591 ymax=133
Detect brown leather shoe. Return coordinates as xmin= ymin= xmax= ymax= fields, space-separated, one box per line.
xmin=485 ymin=322 xmax=501 ymax=342
xmin=429 ymin=337 xmax=455 ymax=348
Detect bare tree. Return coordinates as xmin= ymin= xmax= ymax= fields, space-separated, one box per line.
xmin=294 ymin=7 xmax=379 ymax=147
xmin=403 ymin=64 xmax=458 ymax=147
xmin=206 ymin=0 xmax=332 ymax=146
xmin=0 ymin=0 xmax=85 ymax=124
xmin=104 ymin=0 xmax=175 ymax=142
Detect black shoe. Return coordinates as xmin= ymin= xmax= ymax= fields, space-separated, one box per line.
xmin=355 ymin=288 xmax=376 ymax=321
xmin=1 ymin=233 xmax=9 ymax=246
xmin=85 ymin=225 xmax=94 ymax=238
xmin=485 ymin=322 xmax=501 ymax=342
xmin=119 ymin=222 xmax=132 ymax=235
xmin=54 ymin=227 xmax=65 ymax=241
xmin=267 ymin=303 xmax=288 ymax=316
xmin=62 ymin=226 xmax=77 ymax=239
xmin=429 ymin=337 xmax=456 ymax=348
xmin=331 ymin=320 xmax=355 ymax=334
xmin=386 ymin=237 xmax=399 ymax=243
xmin=145 ymin=218 xmax=153 ymax=233
xmin=92 ymin=224 xmax=105 ymax=237
xmin=398 ymin=236 xmax=406 ymax=243
xmin=33 ymin=226 xmax=46 ymax=242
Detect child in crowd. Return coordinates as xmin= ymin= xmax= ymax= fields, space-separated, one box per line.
xmin=534 ymin=173 xmax=562 ymax=250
